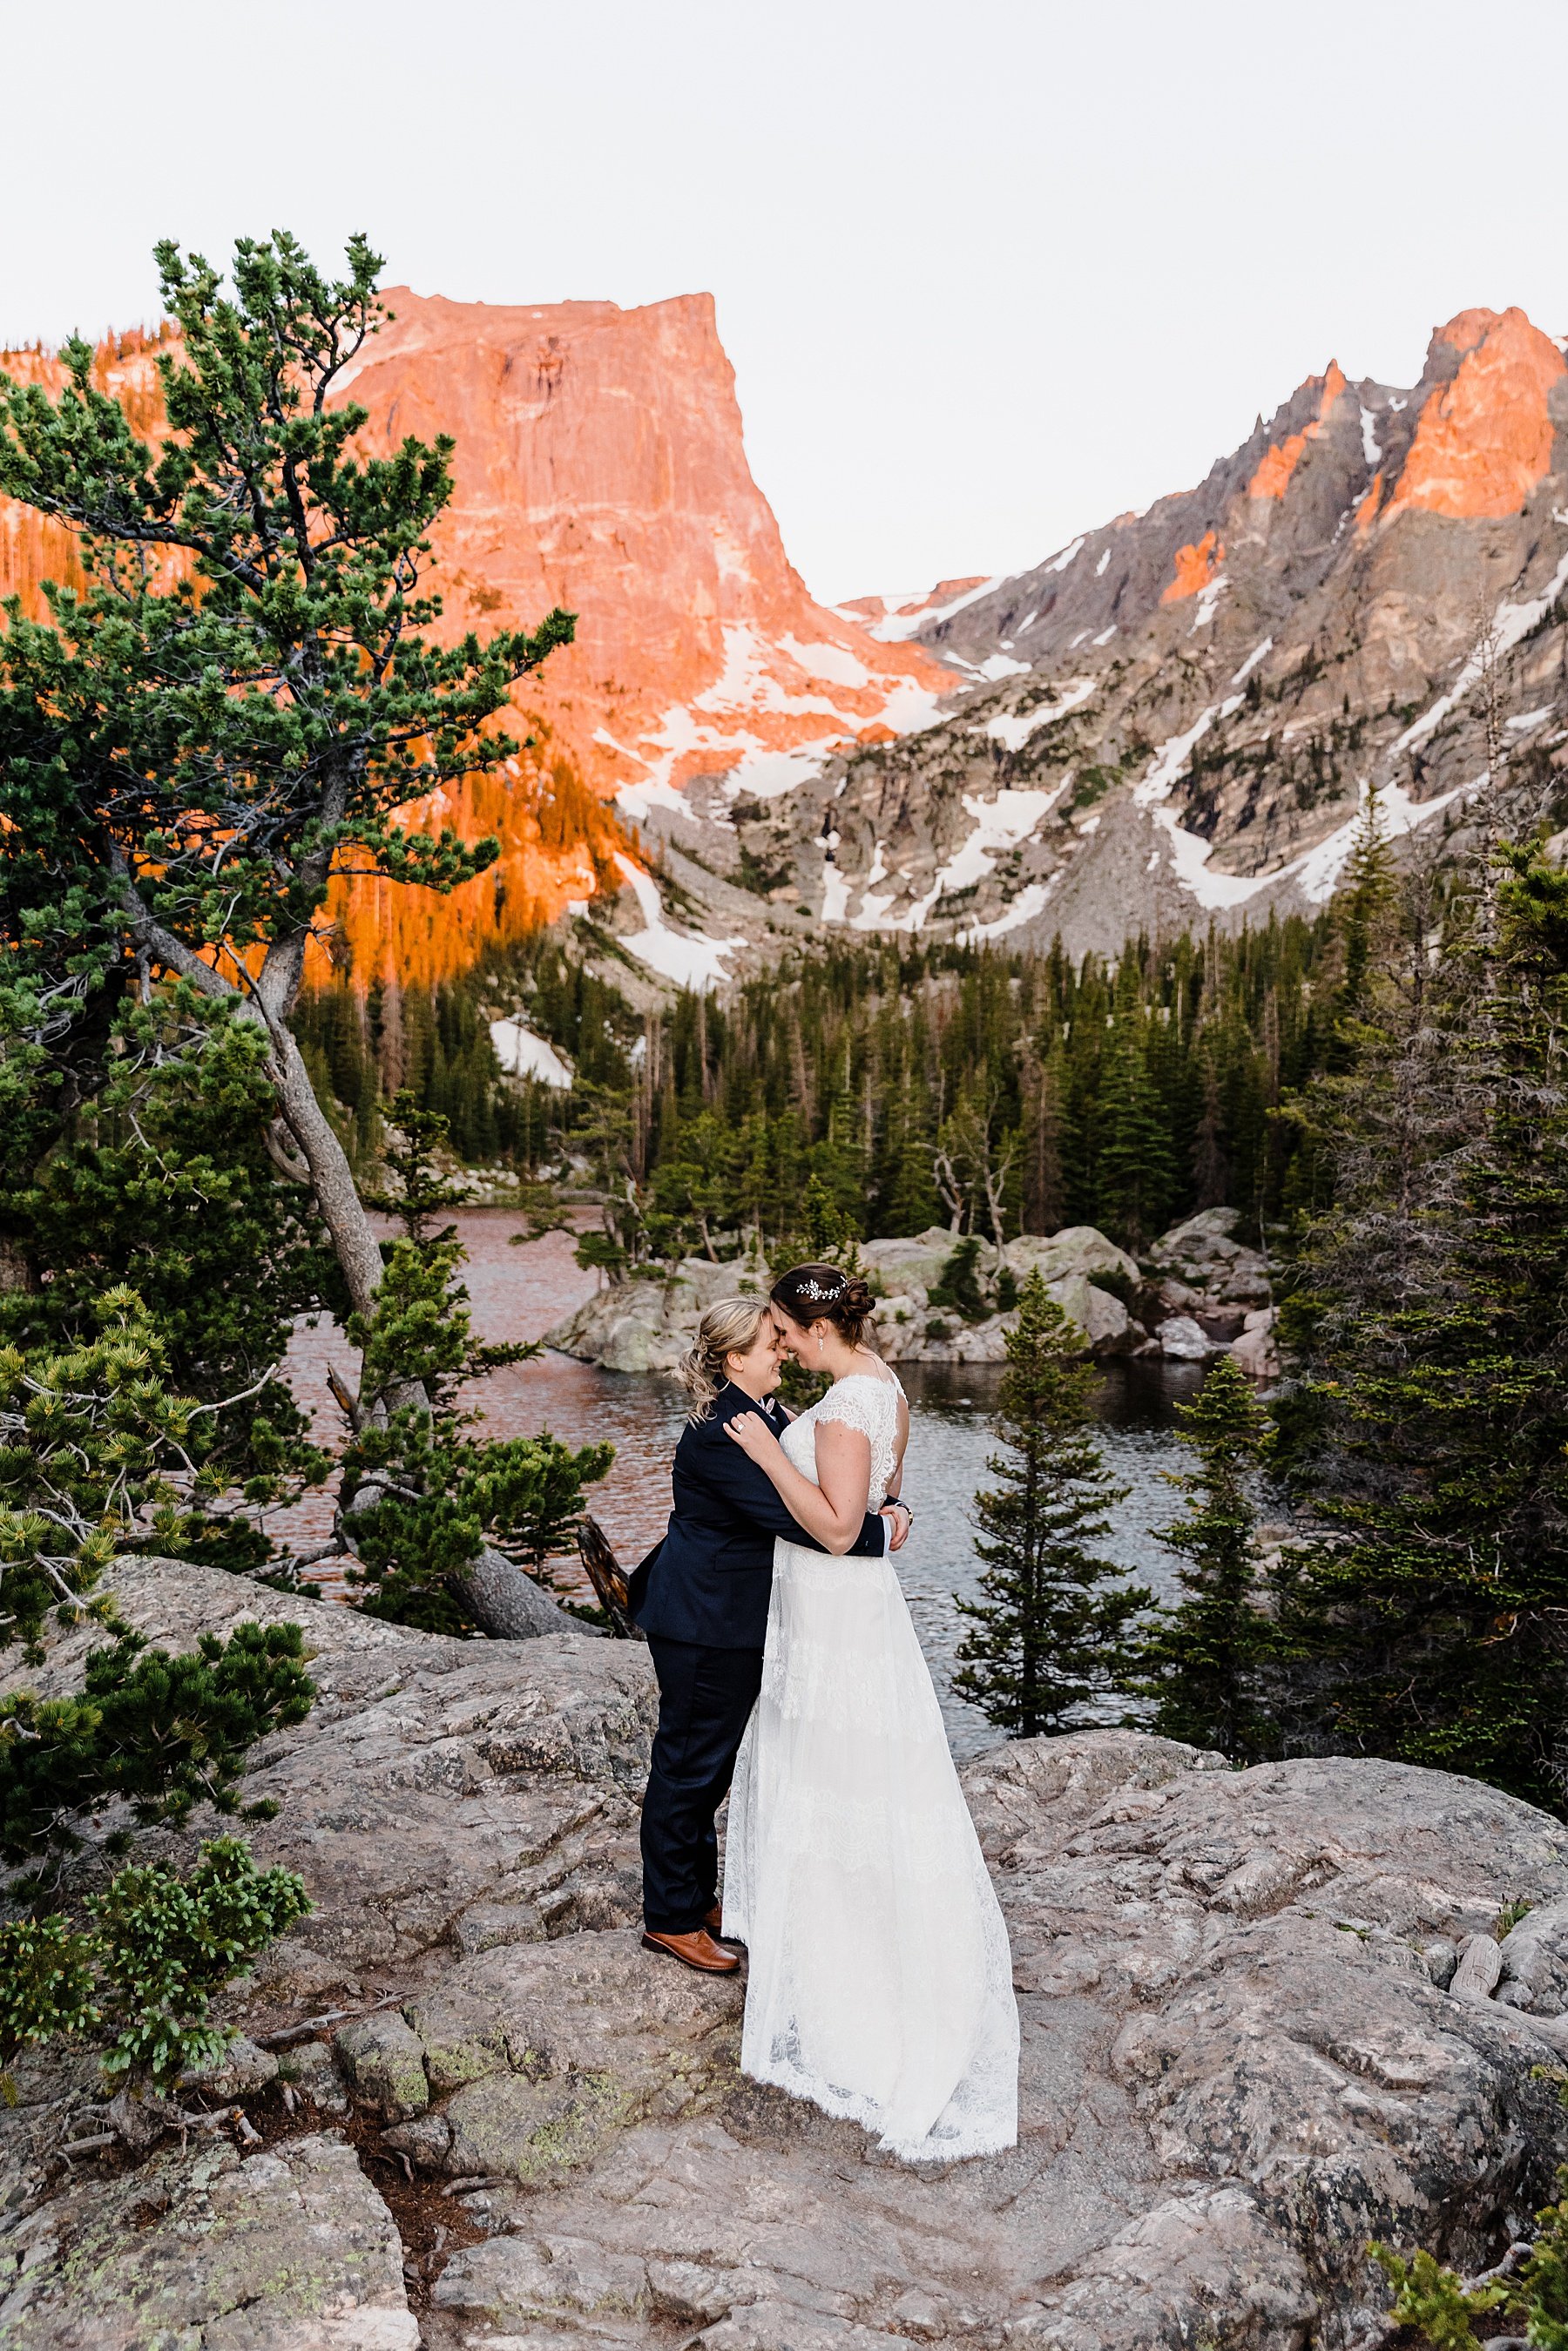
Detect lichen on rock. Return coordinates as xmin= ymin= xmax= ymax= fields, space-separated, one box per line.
xmin=5 ymin=1560 xmax=1567 ymax=2351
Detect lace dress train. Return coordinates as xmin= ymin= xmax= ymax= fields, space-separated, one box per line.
xmin=724 ymin=1373 xmax=1018 ymax=2163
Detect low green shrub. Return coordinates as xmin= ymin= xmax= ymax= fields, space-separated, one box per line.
xmin=0 ymin=1623 xmax=314 ymax=1886
xmin=91 ymin=1836 xmax=310 ymax=2091
xmin=0 ymin=1915 xmax=98 ymax=2093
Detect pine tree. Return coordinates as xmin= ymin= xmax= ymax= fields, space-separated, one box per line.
xmin=1020 ymin=1038 xmax=1068 ymax=1234
xmin=0 ymin=230 xmax=574 ymax=1323
xmin=953 ymin=1271 xmax=1146 ymax=1736
xmin=0 ymin=1267 xmax=315 ymax=2103
xmin=1098 ymin=1017 xmax=1178 ymax=1251
xmin=341 ymin=1102 xmax=613 ymax=1633
xmin=1189 ymin=1055 xmax=1228 ymax=1210
xmin=880 ymin=1047 xmax=943 ymax=1234
xmin=1128 ymin=1354 xmax=1278 ymax=1761
xmin=1278 ymin=838 xmax=1568 ymax=1807
xmin=0 ymin=990 xmax=335 ymax=1574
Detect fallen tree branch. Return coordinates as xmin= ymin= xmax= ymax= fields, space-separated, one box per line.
xmin=255 ymin=1989 xmax=408 ymax=2050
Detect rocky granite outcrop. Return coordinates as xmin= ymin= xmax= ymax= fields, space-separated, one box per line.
xmin=545 ymin=1248 xmax=772 ymax=1375
xmin=5 ymin=1557 xmax=1568 ymax=2348
xmin=0 ymin=1557 xmax=658 ymax=1988
xmin=546 ymin=1213 xmax=1278 ymax=1378
xmin=1 ymin=2131 xmax=418 ymax=2349
xmin=712 ymin=308 xmax=1568 ymax=966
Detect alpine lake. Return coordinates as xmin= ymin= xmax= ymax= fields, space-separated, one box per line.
xmin=280 ymin=1211 xmax=1214 ymax=1758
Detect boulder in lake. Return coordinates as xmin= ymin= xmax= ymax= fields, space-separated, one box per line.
xmin=1049 ymin=1272 xmax=1135 ymax=1355
xmin=1229 ymin=1306 xmax=1281 ymax=1382
xmin=1159 ymin=1313 xmax=1221 ymax=1360
xmin=1148 ymin=1208 xmax=1273 ymax=1308
xmin=546 ymin=1273 xmax=700 ymax=1372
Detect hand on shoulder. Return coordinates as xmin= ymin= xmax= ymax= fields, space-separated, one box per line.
xmin=725 ymin=1409 xmax=783 ymax=1464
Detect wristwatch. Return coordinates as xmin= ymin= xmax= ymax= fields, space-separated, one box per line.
xmin=888 ymin=1500 xmax=913 ymax=1524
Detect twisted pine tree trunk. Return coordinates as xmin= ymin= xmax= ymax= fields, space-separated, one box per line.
xmin=118 ymin=887 xmax=569 ymax=1640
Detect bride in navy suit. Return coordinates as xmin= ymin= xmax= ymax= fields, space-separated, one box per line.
xmin=629 ymin=1297 xmax=910 ymax=1974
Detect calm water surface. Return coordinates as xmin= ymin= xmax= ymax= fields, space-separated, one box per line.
xmin=279 ymin=1210 xmax=1207 ymax=1758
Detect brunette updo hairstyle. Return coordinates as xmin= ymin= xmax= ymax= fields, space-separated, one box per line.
xmin=770 ymin=1263 xmax=877 ymax=1349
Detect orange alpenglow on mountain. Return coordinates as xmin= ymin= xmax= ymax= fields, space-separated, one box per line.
xmin=1246 ymin=361 xmax=1348 ymax=500
xmin=0 ymin=291 xmax=954 ymax=986
xmin=1160 ymin=529 xmax=1225 ymax=603
xmin=1355 ymin=470 xmax=1384 ymax=533
xmin=1383 ymin=306 xmax=1565 ymax=524
xmin=839 ymin=578 xmax=989 ymax=625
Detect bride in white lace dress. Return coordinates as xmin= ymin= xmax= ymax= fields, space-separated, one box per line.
xmin=720 ymin=1263 xmax=1018 ymax=2164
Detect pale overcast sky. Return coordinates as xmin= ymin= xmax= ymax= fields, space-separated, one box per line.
xmin=3 ymin=0 xmax=1564 ymax=603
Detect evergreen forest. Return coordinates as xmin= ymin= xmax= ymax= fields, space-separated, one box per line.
xmin=291 ymin=909 xmax=1349 ymax=1262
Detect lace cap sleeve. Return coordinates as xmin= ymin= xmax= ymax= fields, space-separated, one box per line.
xmin=813 ymin=1375 xmax=893 ymax=1442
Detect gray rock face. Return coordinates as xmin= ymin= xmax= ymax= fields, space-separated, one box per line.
xmin=1498 ymin=1893 xmax=1568 ymax=2013
xmin=1047 ymin=1273 xmax=1134 ymax=1355
xmin=546 ymin=1250 xmax=769 ymax=1373
xmin=0 ymin=2131 xmax=417 ymax=2348
xmin=861 ymin=1232 xmax=964 ymax=1294
xmin=0 ymin=1555 xmax=658 ymax=1980
xmin=679 ymin=320 xmax=1568 ymax=965
xmin=1006 ymin=1227 xmax=1143 ymax=1290
xmin=335 ymin=2012 xmax=430 ymax=2119
xmin=1149 ymin=1209 xmax=1274 ymax=1310
xmin=408 ymin=1731 xmax=1568 ymax=2351
xmin=547 ymin=1274 xmax=700 ymax=1372
xmin=8 ymin=1563 xmax=1568 ymax=2351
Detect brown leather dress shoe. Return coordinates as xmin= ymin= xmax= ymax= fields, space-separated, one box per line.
xmin=641 ymin=1927 xmax=740 ymax=1974
xmin=704 ymin=1905 xmax=743 ymax=1946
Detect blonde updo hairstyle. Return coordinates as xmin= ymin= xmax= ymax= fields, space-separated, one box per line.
xmin=770 ymin=1262 xmax=877 ymax=1349
xmin=678 ymin=1296 xmax=776 ymax=1422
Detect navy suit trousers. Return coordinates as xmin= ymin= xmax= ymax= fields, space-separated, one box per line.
xmin=640 ymin=1638 xmax=764 ymax=1934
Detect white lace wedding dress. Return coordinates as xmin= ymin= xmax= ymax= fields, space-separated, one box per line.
xmin=724 ymin=1371 xmax=1018 ymax=2162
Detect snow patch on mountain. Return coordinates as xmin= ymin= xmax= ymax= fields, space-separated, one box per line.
xmin=613 ymin=855 xmax=742 ymax=992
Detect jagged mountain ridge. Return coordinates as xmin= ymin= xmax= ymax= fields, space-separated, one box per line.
xmin=692 ymin=305 xmax=1568 ymax=963
xmin=0 ymin=294 xmax=950 ymax=989
xmin=5 ymin=298 xmax=1567 ymax=991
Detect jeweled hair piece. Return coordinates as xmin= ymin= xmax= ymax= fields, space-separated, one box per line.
xmin=771 ymin=1262 xmax=876 ymax=1348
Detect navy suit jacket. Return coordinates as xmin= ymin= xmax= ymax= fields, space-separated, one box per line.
xmin=629 ymin=1382 xmax=889 ymax=1650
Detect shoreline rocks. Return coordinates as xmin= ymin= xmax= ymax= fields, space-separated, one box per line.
xmin=546 ymin=1212 xmax=1281 ymax=1380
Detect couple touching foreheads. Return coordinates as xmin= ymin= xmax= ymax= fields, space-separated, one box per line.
xmin=627 ymin=1261 xmax=1018 ymax=2165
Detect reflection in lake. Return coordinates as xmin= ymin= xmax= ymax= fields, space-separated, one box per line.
xmin=278 ymin=1212 xmax=1206 ymax=1758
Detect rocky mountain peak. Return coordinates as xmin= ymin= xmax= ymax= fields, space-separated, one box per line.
xmin=0 ymin=291 xmax=952 ymax=991
xmin=6 ymin=292 xmax=1567 ymax=991
xmin=1244 ymin=361 xmax=1347 ymax=503
xmin=681 ymin=302 xmax=1568 ymax=968
xmin=1382 ymin=303 xmax=1564 ymax=524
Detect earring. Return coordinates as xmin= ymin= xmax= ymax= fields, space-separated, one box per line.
xmin=818 ymin=1337 xmax=825 ymax=1355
